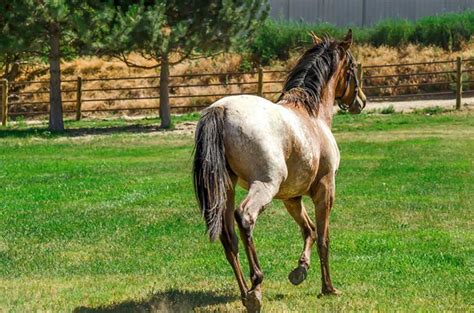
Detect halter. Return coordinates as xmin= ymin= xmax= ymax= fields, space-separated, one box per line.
xmin=336 ymin=51 xmax=361 ymax=111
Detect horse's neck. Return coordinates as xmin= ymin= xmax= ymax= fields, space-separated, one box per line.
xmin=317 ymin=82 xmax=336 ymax=128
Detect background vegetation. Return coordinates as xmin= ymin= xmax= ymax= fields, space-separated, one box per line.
xmin=7 ymin=41 xmax=473 ymax=119
xmin=250 ymin=10 xmax=474 ymax=65
xmin=0 ymin=0 xmax=268 ymax=130
xmin=2 ymin=7 xmax=473 ymax=125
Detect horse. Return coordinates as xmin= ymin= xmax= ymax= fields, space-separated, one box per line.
xmin=193 ymin=29 xmax=366 ymax=312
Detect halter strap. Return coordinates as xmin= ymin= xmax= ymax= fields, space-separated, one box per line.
xmin=336 ymin=51 xmax=360 ymax=111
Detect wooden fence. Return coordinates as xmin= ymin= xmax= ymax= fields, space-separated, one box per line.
xmin=1 ymin=57 xmax=473 ymax=125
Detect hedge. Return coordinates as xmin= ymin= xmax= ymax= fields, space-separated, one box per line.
xmin=249 ymin=10 xmax=474 ymax=65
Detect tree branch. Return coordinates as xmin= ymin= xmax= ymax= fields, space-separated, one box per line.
xmin=170 ymin=49 xmax=224 ymax=65
xmin=115 ymin=52 xmax=161 ymax=69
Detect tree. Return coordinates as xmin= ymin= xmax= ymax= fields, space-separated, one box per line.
xmin=0 ymin=1 xmax=101 ymax=131
xmin=95 ymin=1 xmax=268 ymax=128
xmin=0 ymin=53 xmax=21 ymax=81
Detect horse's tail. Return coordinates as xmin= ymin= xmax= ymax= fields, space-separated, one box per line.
xmin=193 ymin=106 xmax=231 ymax=242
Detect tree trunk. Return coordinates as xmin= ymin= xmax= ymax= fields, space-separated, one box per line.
xmin=48 ymin=21 xmax=64 ymax=132
xmin=159 ymin=53 xmax=171 ymax=129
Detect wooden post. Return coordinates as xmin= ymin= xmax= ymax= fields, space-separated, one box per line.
xmin=357 ymin=63 xmax=364 ymax=88
xmin=455 ymin=57 xmax=462 ymax=110
xmin=257 ymin=67 xmax=263 ymax=97
xmin=1 ymin=79 xmax=8 ymax=126
xmin=75 ymin=76 xmax=82 ymax=121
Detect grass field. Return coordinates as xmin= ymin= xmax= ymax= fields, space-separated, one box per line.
xmin=0 ymin=111 xmax=473 ymax=312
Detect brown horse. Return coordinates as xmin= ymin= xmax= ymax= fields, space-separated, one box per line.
xmin=193 ymin=30 xmax=366 ymax=312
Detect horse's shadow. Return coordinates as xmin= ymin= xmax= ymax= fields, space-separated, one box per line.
xmin=73 ymin=289 xmax=236 ymax=313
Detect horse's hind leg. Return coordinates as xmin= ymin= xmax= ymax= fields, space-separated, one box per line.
xmin=311 ymin=174 xmax=341 ymax=297
xmin=283 ymin=197 xmax=316 ymax=285
xmin=235 ymin=181 xmax=279 ymax=312
xmin=220 ymin=177 xmax=248 ymax=302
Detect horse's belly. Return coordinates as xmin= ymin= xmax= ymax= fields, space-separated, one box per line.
xmin=236 ymin=175 xmax=314 ymax=200
xmin=275 ymin=160 xmax=319 ymax=199
xmin=234 ymin=155 xmax=319 ymax=200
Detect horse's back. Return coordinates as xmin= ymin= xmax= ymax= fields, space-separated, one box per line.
xmin=209 ymin=95 xmax=289 ymax=188
xmin=207 ymin=95 xmax=321 ymax=198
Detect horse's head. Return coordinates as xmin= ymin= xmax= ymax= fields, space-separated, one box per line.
xmin=311 ymin=29 xmax=367 ymax=114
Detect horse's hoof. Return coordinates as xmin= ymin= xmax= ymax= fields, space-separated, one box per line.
xmin=244 ymin=288 xmax=262 ymax=313
xmin=288 ymin=265 xmax=307 ymax=285
xmin=317 ymin=288 xmax=342 ymax=298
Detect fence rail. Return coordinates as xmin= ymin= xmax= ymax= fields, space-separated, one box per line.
xmin=1 ymin=57 xmax=473 ymax=123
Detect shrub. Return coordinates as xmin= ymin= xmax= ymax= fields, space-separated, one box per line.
xmin=249 ymin=20 xmax=343 ymax=65
xmin=412 ymin=11 xmax=473 ymax=50
xmin=248 ymin=10 xmax=474 ymax=64
xmin=370 ymin=19 xmax=414 ymax=47
xmin=380 ymin=105 xmax=395 ymax=114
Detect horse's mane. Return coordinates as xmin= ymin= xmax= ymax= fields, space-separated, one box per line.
xmin=278 ymin=38 xmax=341 ymax=115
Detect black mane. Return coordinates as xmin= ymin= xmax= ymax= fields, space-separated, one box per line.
xmin=278 ymin=38 xmax=342 ymax=115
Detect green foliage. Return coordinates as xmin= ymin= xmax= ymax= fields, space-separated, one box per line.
xmin=249 ymin=19 xmax=344 ymax=65
xmin=0 ymin=1 xmax=107 ymax=131
xmin=0 ymin=0 xmax=101 ymax=60
xmin=249 ymin=10 xmax=474 ymax=64
xmin=238 ymin=57 xmax=253 ymax=72
xmin=412 ymin=11 xmax=474 ymax=50
xmin=413 ymin=106 xmax=446 ymax=115
xmin=370 ymin=19 xmax=414 ymax=47
xmin=91 ymin=0 xmax=268 ymax=128
xmin=380 ymin=105 xmax=396 ymax=114
xmin=94 ymin=1 xmax=269 ymax=63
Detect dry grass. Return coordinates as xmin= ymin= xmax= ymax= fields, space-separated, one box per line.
xmin=7 ymin=43 xmax=474 ymax=117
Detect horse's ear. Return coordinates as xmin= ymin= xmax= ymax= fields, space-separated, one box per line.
xmin=309 ymin=31 xmax=322 ymax=45
xmin=340 ymin=29 xmax=353 ymax=50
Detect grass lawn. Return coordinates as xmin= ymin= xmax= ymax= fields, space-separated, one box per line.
xmin=0 ymin=111 xmax=473 ymax=312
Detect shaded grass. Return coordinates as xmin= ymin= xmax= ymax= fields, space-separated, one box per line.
xmin=1 ymin=110 xmax=472 ymax=138
xmin=0 ymin=112 xmax=473 ymax=312
xmin=0 ymin=113 xmax=200 ymax=138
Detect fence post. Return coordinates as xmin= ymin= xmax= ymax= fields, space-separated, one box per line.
xmin=357 ymin=63 xmax=364 ymax=88
xmin=455 ymin=57 xmax=462 ymax=110
xmin=1 ymin=79 xmax=8 ymax=126
xmin=257 ymin=67 xmax=263 ymax=97
xmin=75 ymin=76 xmax=82 ymax=121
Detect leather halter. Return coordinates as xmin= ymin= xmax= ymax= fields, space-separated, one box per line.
xmin=336 ymin=51 xmax=363 ymax=111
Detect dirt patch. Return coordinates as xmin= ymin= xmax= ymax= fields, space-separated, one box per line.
xmin=365 ymin=97 xmax=474 ymax=113
xmin=173 ymin=121 xmax=197 ymax=135
xmin=73 ymin=289 xmax=235 ymax=313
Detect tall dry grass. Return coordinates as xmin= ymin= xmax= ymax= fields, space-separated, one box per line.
xmin=7 ymin=43 xmax=474 ymax=117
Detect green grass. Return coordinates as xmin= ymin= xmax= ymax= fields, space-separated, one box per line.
xmin=1 ymin=113 xmax=201 ymax=138
xmin=0 ymin=112 xmax=473 ymax=312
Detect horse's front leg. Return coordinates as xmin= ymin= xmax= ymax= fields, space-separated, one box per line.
xmin=283 ymin=197 xmax=316 ymax=285
xmin=311 ymin=174 xmax=341 ymax=297
xmin=235 ymin=181 xmax=278 ymax=313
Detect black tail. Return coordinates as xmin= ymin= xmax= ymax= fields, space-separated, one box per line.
xmin=193 ymin=106 xmax=231 ymax=241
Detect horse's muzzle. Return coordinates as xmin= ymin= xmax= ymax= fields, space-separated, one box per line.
xmin=349 ymin=96 xmax=366 ymax=114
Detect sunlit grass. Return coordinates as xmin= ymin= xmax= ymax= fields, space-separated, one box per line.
xmin=0 ymin=111 xmax=472 ymax=312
